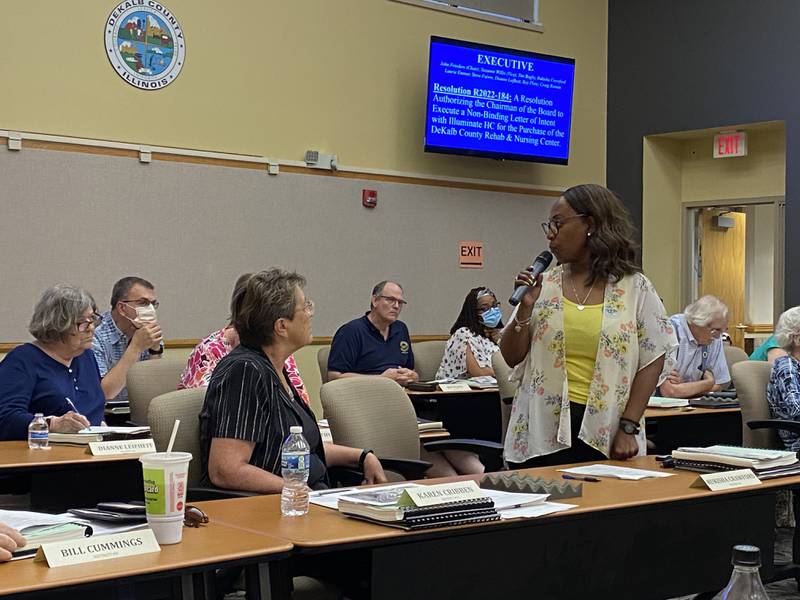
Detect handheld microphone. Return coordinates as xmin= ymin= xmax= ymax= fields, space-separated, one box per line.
xmin=508 ymin=251 xmax=554 ymax=306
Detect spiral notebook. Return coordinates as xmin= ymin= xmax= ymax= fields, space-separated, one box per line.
xmin=337 ymin=481 xmax=499 ymax=530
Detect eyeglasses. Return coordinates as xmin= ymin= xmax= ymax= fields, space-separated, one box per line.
xmin=378 ymin=295 xmax=408 ymax=307
xmin=541 ymin=214 xmax=587 ymax=237
xmin=477 ymin=301 xmax=501 ymax=314
xmin=184 ymin=505 xmax=209 ymax=528
xmin=121 ymin=299 xmax=160 ymax=310
xmin=297 ymin=299 xmax=315 ymax=316
xmin=75 ymin=313 xmax=102 ymax=332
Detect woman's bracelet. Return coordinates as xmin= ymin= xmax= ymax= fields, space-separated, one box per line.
xmin=358 ymin=448 xmax=375 ymax=470
xmin=513 ymin=314 xmax=532 ymax=333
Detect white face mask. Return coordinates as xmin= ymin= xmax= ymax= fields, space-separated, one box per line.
xmin=123 ymin=303 xmax=157 ymax=327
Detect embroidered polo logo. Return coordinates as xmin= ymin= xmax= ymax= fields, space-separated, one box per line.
xmin=399 ymin=341 xmax=410 ymax=354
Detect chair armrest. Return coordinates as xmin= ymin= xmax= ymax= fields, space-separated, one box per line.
xmin=748 ymin=419 xmax=800 ymax=435
xmin=327 ymin=466 xmax=364 ymax=488
xmin=187 ymin=486 xmax=258 ymax=501
xmin=377 ymin=457 xmax=433 ymax=481
xmin=423 ymin=439 xmax=505 ymax=473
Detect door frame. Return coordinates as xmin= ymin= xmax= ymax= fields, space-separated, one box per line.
xmin=681 ymin=195 xmax=785 ymax=323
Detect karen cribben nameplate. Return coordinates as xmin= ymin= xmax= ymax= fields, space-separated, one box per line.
xmin=34 ymin=529 xmax=160 ymax=567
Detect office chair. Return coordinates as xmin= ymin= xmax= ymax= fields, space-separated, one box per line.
xmin=317 ymin=345 xmax=331 ymax=384
xmin=320 ymin=377 xmax=504 ymax=479
xmin=412 ymin=340 xmax=447 ymax=381
xmin=126 ymin=355 xmax=187 ymax=425
xmin=732 ymin=360 xmax=800 ymax=587
xmin=147 ymin=388 xmax=255 ymax=501
xmin=723 ymin=345 xmax=749 ymax=380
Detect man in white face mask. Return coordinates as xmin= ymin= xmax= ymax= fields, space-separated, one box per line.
xmin=92 ymin=276 xmax=164 ymax=401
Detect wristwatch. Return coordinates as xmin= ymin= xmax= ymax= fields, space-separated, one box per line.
xmin=619 ymin=418 xmax=640 ymax=435
xmin=358 ymin=448 xmax=375 ymax=470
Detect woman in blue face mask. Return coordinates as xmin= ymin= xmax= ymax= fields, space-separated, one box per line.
xmin=436 ymin=287 xmax=503 ymax=380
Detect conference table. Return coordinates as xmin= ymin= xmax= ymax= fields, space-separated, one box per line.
xmin=406 ymin=387 xmax=502 ymax=442
xmin=644 ymin=406 xmax=743 ymax=453
xmin=0 ymin=521 xmax=292 ymax=600
xmin=0 ymin=442 xmax=144 ymax=511
xmin=201 ymin=455 xmax=796 ymax=600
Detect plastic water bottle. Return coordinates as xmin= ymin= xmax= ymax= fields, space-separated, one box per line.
xmin=721 ymin=545 xmax=770 ymax=599
xmin=28 ymin=413 xmax=49 ymax=450
xmin=280 ymin=425 xmax=310 ymax=517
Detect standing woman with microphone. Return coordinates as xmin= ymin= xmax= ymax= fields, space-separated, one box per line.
xmin=500 ymin=184 xmax=677 ymax=468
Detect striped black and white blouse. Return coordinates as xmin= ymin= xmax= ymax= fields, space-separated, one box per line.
xmin=199 ymin=345 xmax=328 ymax=489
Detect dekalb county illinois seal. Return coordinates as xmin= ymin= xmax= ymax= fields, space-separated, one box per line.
xmin=105 ymin=1 xmax=185 ymax=89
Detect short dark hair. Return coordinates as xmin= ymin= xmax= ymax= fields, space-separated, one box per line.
xmin=233 ymin=268 xmax=306 ymax=349
xmin=228 ymin=273 xmax=253 ymax=325
xmin=449 ymin=287 xmax=502 ymax=338
xmin=562 ymin=184 xmax=640 ymax=285
xmin=370 ymin=280 xmax=402 ymax=310
xmin=110 ymin=276 xmax=155 ymax=308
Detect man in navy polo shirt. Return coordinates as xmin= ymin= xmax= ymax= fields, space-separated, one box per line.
xmin=327 ymin=281 xmax=419 ymax=385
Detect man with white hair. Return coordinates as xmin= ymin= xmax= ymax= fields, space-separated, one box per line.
xmin=660 ymin=295 xmax=731 ymax=398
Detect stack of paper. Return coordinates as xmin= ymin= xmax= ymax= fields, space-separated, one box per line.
xmin=558 ymin=465 xmax=674 ymax=481
xmin=648 ymin=396 xmax=690 ymax=408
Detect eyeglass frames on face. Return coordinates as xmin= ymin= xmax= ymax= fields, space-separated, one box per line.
xmin=378 ymin=295 xmax=407 ymax=307
xmin=477 ymin=301 xmax=501 ymax=314
xmin=76 ymin=313 xmax=102 ymax=332
xmin=121 ymin=299 xmax=160 ymax=310
xmin=541 ymin=214 xmax=587 ymax=237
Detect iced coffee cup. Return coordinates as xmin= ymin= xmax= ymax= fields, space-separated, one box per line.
xmin=139 ymin=451 xmax=192 ymax=544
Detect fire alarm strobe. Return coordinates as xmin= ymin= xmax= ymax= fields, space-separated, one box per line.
xmin=362 ymin=189 xmax=377 ymax=208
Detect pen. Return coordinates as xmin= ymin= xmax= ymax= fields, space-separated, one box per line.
xmin=311 ymin=487 xmax=356 ymax=497
xmin=562 ymin=474 xmax=601 ymax=483
xmin=64 ymin=397 xmax=82 ymax=415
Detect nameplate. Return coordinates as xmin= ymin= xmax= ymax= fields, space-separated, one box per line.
xmin=34 ymin=529 xmax=160 ymax=567
xmin=691 ymin=469 xmax=762 ymax=491
xmin=401 ymin=480 xmax=486 ymax=507
xmin=320 ymin=427 xmax=333 ymax=443
xmin=438 ymin=382 xmax=472 ymax=393
xmin=87 ymin=438 xmax=157 ymax=456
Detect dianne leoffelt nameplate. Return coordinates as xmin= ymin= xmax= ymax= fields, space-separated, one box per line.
xmin=401 ymin=480 xmax=487 ymax=507
xmin=34 ymin=529 xmax=160 ymax=567
xmin=87 ymin=438 xmax=158 ymax=456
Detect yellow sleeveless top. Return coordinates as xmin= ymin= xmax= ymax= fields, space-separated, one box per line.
xmin=563 ymin=297 xmax=604 ymax=405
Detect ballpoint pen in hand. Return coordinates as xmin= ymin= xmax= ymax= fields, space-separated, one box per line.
xmin=64 ymin=397 xmax=82 ymax=415
xmin=562 ymin=474 xmax=601 ymax=483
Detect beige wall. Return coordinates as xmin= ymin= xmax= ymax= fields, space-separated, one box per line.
xmin=1 ymin=0 xmax=607 ymax=188
xmin=642 ymin=127 xmax=785 ymax=314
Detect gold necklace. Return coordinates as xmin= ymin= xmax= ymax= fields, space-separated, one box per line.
xmin=569 ymin=266 xmax=596 ymax=311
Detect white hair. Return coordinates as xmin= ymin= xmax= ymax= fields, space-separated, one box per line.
xmin=684 ymin=295 xmax=729 ymax=327
xmin=775 ymin=307 xmax=800 ymax=351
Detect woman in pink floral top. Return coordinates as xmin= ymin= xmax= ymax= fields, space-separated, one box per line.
xmin=178 ymin=275 xmax=310 ymax=405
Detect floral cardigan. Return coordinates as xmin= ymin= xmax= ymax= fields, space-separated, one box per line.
xmin=504 ymin=267 xmax=677 ymax=463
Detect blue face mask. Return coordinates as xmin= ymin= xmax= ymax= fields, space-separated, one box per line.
xmin=480 ymin=307 xmax=502 ymax=328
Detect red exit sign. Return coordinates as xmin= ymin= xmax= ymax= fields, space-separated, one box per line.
xmin=713 ymin=131 xmax=748 ymax=158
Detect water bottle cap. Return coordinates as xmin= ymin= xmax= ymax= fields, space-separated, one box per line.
xmin=731 ymin=544 xmax=761 ymax=567
xmin=289 ymin=426 xmax=303 ymax=434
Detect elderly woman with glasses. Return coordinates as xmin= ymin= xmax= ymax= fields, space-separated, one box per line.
xmin=500 ymin=184 xmax=677 ymax=468
xmin=0 ymin=285 xmax=105 ymax=440
xmin=766 ymin=307 xmax=800 ymax=452
xmin=199 ymin=268 xmax=387 ymax=493
xmin=659 ymin=295 xmax=731 ymax=398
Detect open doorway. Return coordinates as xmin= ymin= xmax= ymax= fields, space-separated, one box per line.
xmin=684 ymin=198 xmax=784 ymax=351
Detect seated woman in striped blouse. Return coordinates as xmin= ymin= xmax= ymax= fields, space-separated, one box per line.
xmin=198 ymin=268 xmax=387 ymax=493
